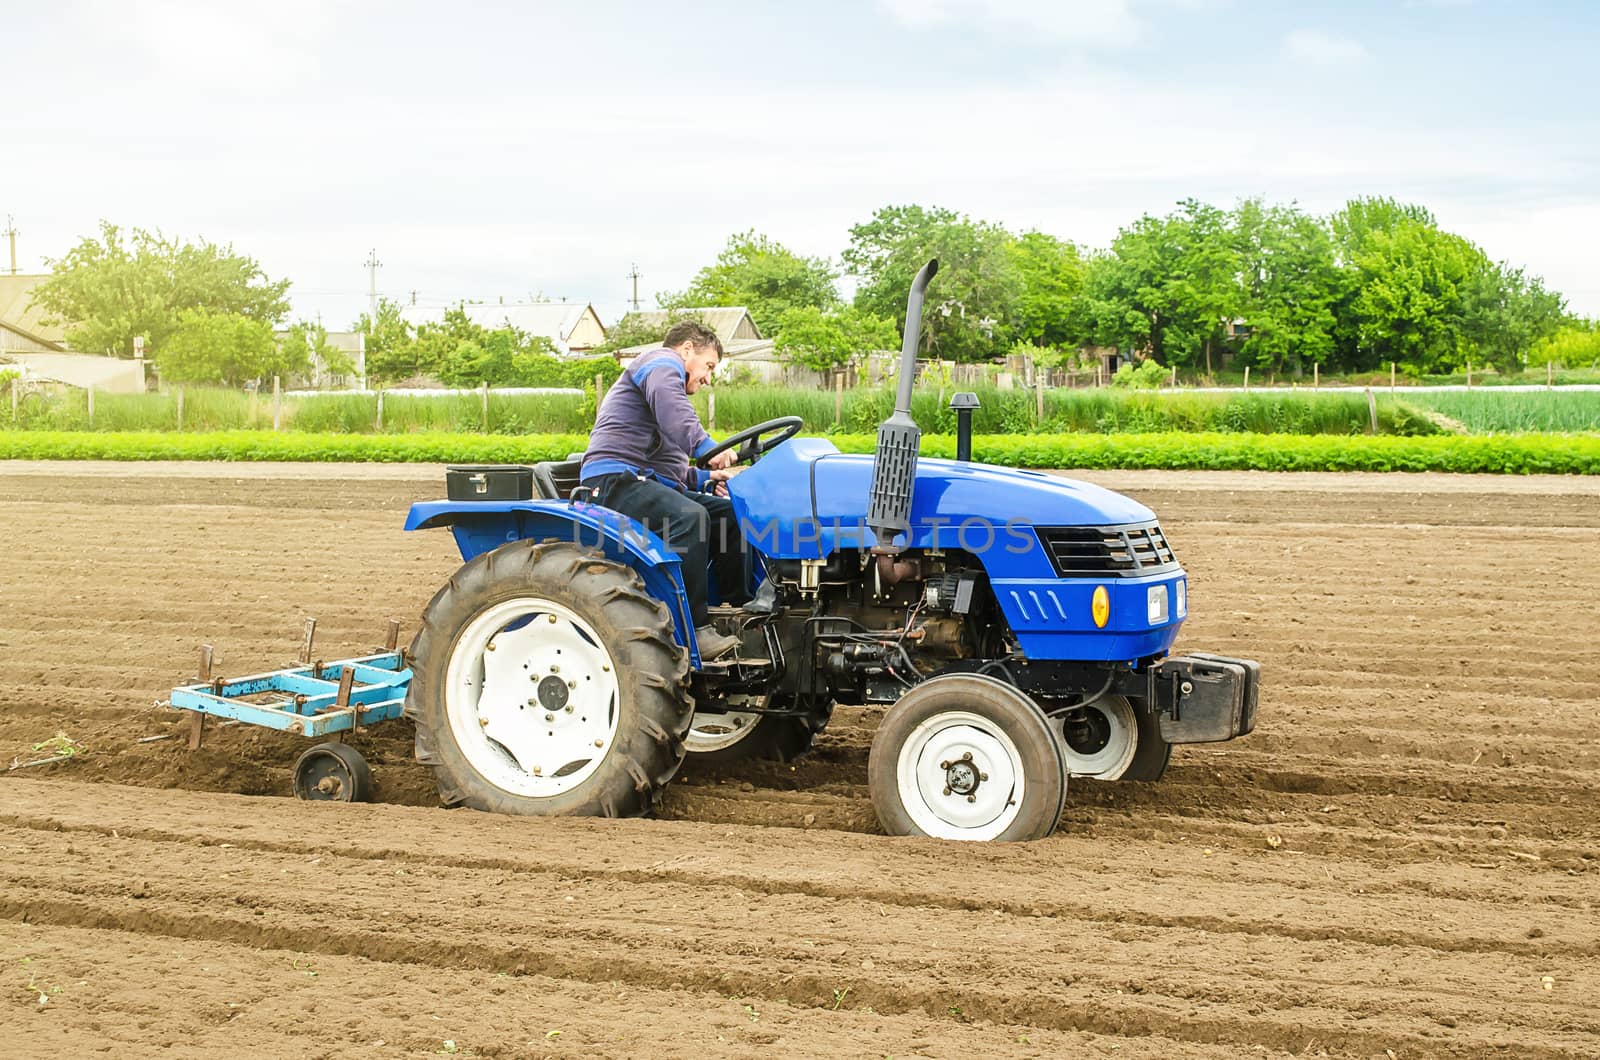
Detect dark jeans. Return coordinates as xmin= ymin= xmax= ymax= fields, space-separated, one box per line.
xmin=586 ymin=474 xmax=747 ymax=626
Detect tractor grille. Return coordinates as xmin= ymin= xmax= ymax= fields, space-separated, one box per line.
xmin=1036 ymin=522 xmax=1179 ymax=578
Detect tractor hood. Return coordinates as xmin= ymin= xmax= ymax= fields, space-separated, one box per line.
xmin=730 ymin=438 xmax=1155 ymax=561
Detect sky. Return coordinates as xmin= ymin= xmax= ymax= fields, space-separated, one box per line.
xmin=6 ymin=0 xmax=1599 ymax=328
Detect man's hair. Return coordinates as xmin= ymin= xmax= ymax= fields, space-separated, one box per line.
xmin=663 ymin=320 xmax=722 ymax=356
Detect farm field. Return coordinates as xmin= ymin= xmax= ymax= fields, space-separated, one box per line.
xmin=1 ymin=461 xmax=1598 ymax=1057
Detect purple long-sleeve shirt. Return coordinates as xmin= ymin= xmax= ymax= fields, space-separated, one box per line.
xmin=580 ymin=349 xmax=717 ymax=491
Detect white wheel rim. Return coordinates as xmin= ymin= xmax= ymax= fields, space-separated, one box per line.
xmin=685 ymin=705 xmax=764 ymax=754
xmin=1052 ymin=696 xmax=1137 ymax=779
xmin=895 ymin=710 xmax=1025 ymax=841
xmin=445 ymin=597 xmax=621 ymax=798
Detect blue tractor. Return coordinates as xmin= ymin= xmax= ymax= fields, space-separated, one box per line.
xmin=399 ymin=261 xmax=1258 ymax=841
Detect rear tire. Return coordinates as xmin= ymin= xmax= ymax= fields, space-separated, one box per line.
xmin=405 ymin=541 xmax=692 ymax=818
xmin=869 ymin=674 xmax=1065 ymax=842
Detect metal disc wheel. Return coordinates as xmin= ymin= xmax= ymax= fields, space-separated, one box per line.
xmin=868 ymin=674 xmax=1066 ymax=842
xmin=292 ymin=741 xmax=372 ymax=802
xmin=1051 ymin=694 xmax=1138 ymax=780
xmin=405 ymin=540 xmax=692 ymax=818
xmin=444 ymin=597 xmax=621 ymax=798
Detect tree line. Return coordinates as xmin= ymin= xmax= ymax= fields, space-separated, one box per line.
xmin=27 ymin=201 xmax=1599 ymax=389
xmin=655 ymin=199 xmax=1594 ymax=377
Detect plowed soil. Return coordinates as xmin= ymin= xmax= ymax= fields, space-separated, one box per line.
xmin=2 ymin=460 xmax=1597 ymax=1058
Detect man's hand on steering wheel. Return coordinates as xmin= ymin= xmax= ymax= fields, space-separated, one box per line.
xmin=705 ymin=448 xmax=737 ymax=471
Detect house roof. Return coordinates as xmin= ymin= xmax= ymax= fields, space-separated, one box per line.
xmin=400 ymin=302 xmax=604 ymax=353
xmin=0 ymin=274 xmax=67 ymax=349
xmin=623 ymin=307 xmax=762 ymax=344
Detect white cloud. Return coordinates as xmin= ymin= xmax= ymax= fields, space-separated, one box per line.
xmin=877 ymin=0 xmax=1144 ymax=48
xmin=1282 ymin=29 xmax=1372 ymax=67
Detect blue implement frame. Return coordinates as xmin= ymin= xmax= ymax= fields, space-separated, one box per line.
xmin=169 ymin=652 xmax=412 ymax=738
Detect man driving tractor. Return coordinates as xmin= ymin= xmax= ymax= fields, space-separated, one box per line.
xmin=580 ymin=321 xmax=747 ymax=659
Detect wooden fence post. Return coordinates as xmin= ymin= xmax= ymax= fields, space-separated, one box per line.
xmin=1313 ymin=362 xmax=1319 ymax=389
xmin=1036 ymin=381 xmax=1045 ymax=422
xmin=481 ymin=381 xmax=489 ymax=432
xmin=594 ymin=373 xmax=605 ymax=421
xmin=1365 ymin=388 xmax=1378 ymax=434
xmin=1170 ymin=364 xmax=1177 ymax=388
xmin=1547 ymin=362 xmax=1554 ymax=390
xmin=176 ymin=387 xmax=185 ymax=431
xmin=1390 ymin=362 xmax=1396 ymax=392
xmin=86 ymin=384 xmax=95 ymax=427
xmin=1243 ymin=366 xmax=1250 ymax=391
xmin=834 ymin=373 xmax=844 ymax=426
xmin=375 ymin=389 xmax=385 ymax=431
xmin=272 ymin=376 xmax=282 ymax=430
xmin=1465 ymin=361 xmax=1472 ymax=388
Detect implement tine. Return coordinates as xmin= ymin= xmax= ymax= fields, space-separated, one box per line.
xmin=189 ymin=645 xmax=214 ymax=750
xmin=300 ymin=617 xmax=317 ymax=666
xmin=385 ymin=619 xmax=400 ymax=652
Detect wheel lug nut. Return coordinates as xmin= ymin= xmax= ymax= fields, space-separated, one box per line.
xmin=593 ymin=739 xmax=604 ymax=748
xmin=961 ymin=751 xmax=973 ymax=762
xmin=544 ymin=713 xmax=554 ymax=722
xmin=939 ymin=760 xmax=951 ymax=770
xmin=980 ymin=773 xmax=988 ymax=782
xmin=942 ymin=786 xmax=952 ymax=796
xmin=564 ymin=705 xmax=574 ymax=714
xmin=966 ymin=795 xmax=976 ymax=803
xmin=547 ymin=614 xmax=557 ymax=624
xmin=568 ymin=680 xmax=577 ymax=690
xmin=550 ymin=665 xmax=560 ymax=674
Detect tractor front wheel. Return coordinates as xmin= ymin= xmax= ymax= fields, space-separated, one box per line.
xmin=405 ymin=541 xmax=692 ymax=818
xmin=868 ymin=674 xmax=1066 ymax=842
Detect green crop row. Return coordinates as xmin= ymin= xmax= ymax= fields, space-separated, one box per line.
xmin=1408 ymin=390 xmax=1600 ymax=433
xmin=4 ymin=430 xmax=1596 ymax=474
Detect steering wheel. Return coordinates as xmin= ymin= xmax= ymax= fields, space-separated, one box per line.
xmin=695 ymin=416 xmax=804 ymax=469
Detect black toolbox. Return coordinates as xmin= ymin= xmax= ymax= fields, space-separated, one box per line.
xmin=445 ymin=465 xmax=534 ymax=502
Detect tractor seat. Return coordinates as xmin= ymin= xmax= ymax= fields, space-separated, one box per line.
xmin=532 ymin=454 xmax=586 ymax=501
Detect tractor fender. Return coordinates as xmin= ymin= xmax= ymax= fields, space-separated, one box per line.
xmin=404 ymin=500 xmax=699 ymax=665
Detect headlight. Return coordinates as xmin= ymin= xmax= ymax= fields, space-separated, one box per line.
xmin=1176 ymin=578 xmax=1187 ymax=618
xmin=1147 ymin=584 xmax=1169 ymax=625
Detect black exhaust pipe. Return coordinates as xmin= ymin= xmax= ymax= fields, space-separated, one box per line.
xmin=866 ymin=257 xmax=938 ymax=554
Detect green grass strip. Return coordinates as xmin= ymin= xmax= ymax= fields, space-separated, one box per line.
xmin=3 ymin=429 xmax=1596 ymax=474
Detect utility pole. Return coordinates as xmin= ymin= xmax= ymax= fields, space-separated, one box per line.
xmin=3 ymin=216 xmax=17 ymax=275
xmin=365 ymin=249 xmax=383 ymax=326
xmin=626 ymin=262 xmax=642 ymax=312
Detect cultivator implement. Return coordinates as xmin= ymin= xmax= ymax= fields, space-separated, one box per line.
xmin=166 ymin=618 xmax=412 ymax=802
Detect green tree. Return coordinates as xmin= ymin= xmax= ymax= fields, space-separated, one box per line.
xmin=843 ymin=205 xmax=1021 ymax=362
xmin=1007 ymin=231 xmax=1088 ymax=348
xmin=1336 ymin=209 xmax=1486 ymax=372
xmin=1083 ymin=200 xmax=1243 ymax=371
xmin=1233 ymin=200 xmax=1345 ymax=377
xmin=282 ymin=320 xmax=355 ymax=383
xmin=661 ymin=231 xmax=838 ymax=333
xmin=354 ymin=297 xmax=414 ymax=381
xmin=773 ymin=305 xmax=898 ymax=373
xmin=1527 ymin=319 xmax=1600 ymax=367
xmin=1459 ymin=263 xmax=1566 ymax=374
xmin=31 ymin=221 xmax=291 ymax=357
xmin=156 ymin=309 xmax=303 ymax=386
